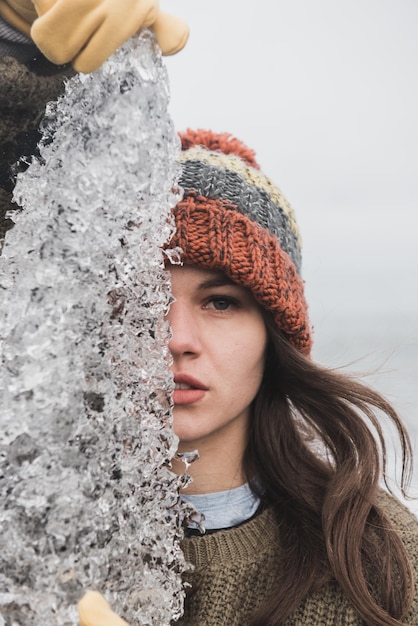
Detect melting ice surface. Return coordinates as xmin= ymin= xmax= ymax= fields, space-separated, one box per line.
xmin=0 ymin=32 xmax=193 ymax=625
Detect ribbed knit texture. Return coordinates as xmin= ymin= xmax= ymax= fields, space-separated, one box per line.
xmin=178 ymin=492 xmax=418 ymax=625
xmin=0 ymin=14 xmax=31 ymax=43
xmin=170 ymin=194 xmax=310 ymax=353
xmin=168 ymin=129 xmax=312 ymax=354
xmin=177 ymin=147 xmax=302 ymax=270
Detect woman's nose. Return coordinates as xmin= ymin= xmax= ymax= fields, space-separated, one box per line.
xmin=166 ymin=300 xmax=201 ymax=358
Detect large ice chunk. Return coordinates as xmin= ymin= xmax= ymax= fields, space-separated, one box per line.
xmin=0 ymin=31 xmax=191 ymax=625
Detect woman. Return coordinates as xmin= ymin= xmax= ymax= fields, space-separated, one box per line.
xmin=1 ymin=5 xmax=417 ymax=622
xmin=79 ymin=129 xmax=418 ymax=625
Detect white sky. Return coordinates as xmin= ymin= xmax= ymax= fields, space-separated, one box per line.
xmin=162 ymin=0 xmax=418 ymax=323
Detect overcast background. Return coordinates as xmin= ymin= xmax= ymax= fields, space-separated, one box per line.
xmin=161 ymin=0 xmax=418 ymax=508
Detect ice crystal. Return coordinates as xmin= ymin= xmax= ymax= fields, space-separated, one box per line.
xmin=0 ymin=31 xmax=192 ymax=625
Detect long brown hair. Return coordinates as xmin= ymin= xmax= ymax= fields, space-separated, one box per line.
xmin=244 ymin=313 xmax=414 ymax=625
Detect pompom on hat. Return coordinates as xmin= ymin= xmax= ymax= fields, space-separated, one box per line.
xmin=167 ymin=129 xmax=312 ymax=355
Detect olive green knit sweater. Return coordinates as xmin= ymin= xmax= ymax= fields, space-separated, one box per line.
xmin=178 ymin=492 xmax=418 ymax=625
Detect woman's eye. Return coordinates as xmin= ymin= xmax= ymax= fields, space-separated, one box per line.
xmin=206 ymin=297 xmax=236 ymax=311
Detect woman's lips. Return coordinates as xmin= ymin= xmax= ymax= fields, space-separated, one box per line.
xmin=173 ymin=374 xmax=207 ymax=405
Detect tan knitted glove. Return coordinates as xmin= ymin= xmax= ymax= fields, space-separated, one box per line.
xmin=0 ymin=0 xmax=189 ymax=72
xmin=78 ymin=591 xmax=130 ymax=626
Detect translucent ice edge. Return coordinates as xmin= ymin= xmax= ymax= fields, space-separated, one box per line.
xmin=0 ymin=31 xmax=195 ymax=626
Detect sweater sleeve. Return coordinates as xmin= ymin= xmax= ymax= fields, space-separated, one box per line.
xmin=0 ymin=14 xmax=37 ymax=61
xmin=0 ymin=19 xmax=74 ymax=243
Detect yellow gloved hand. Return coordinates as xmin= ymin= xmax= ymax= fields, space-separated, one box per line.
xmin=0 ymin=0 xmax=189 ymax=72
xmin=78 ymin=591 xmax=130 ymax=626
xmin=0 ymin=0 xmax=37 ymax=36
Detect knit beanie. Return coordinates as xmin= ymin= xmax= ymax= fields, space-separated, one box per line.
xmin=168 ymin=129 xmax=312 ymax=355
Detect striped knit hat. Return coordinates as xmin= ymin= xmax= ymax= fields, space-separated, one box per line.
xmin=168 ymin=129 xmax=312 ymax=354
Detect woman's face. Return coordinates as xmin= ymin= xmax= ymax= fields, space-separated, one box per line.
xmin=167 ymin=265 xmax=267 ymax=458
